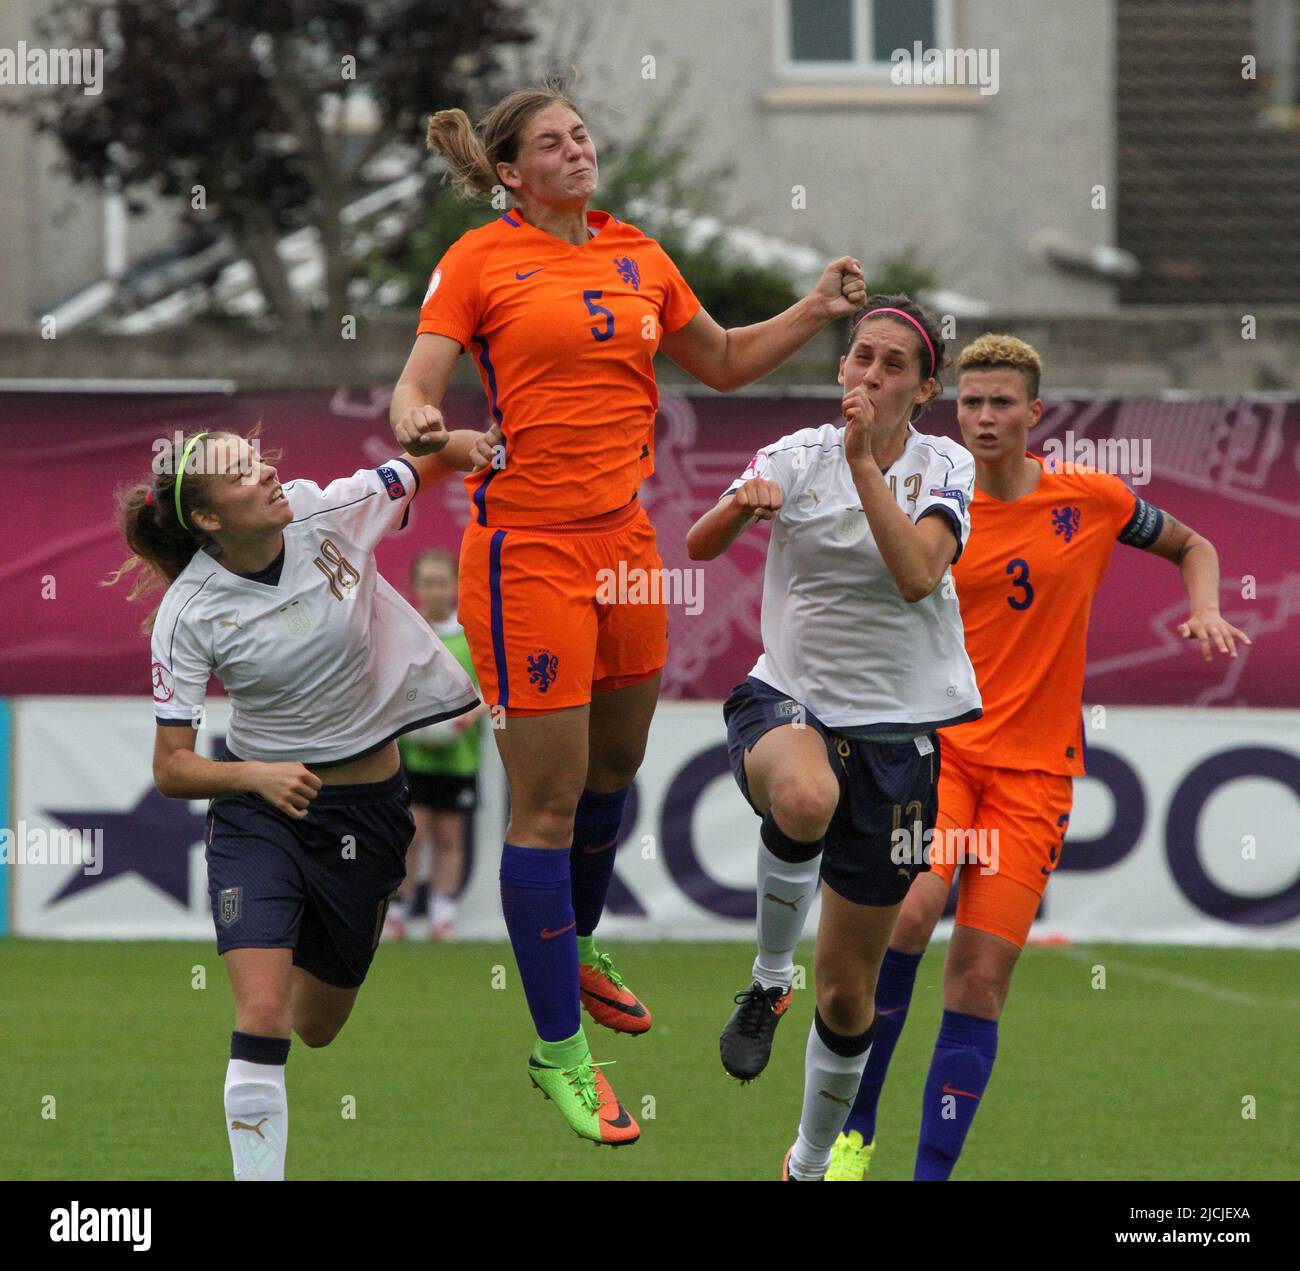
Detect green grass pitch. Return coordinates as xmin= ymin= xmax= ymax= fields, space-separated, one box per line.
xmin=1 ymin=938 xmax=1294 ymax=1180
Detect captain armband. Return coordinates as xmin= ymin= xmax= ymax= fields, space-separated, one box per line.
xmin=1117 ymin=497 xmax=1164 ymax=548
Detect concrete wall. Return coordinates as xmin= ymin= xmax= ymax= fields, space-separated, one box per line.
xmin=0 ymin=0 xmax=38 ymax=326
xmin=0 ymin=308 xmax=1294 ymax=394
xmin=532 ymin=0 xmax=1118 ymax=313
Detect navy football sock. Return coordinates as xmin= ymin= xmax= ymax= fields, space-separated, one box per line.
xmin=843 ymin=947 xmax=923 ymax=1142
xmin=499 ymin=842 xmax=580 ymax=1043
xmin=568 ymin=786 xmax=629 ymax=937
xmin=914 ymin=1009 xmax=999 ymax=1181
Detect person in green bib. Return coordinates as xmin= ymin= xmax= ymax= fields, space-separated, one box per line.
xmin=391 ymin=548 xmax=487 ymax=939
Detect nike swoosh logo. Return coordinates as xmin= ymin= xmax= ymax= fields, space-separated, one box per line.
xmin=581 ymin=987 xmax=647 ymax=1017
xmin=605 ymin=1103 xmax=633 ymax=1128
xmin=942 ymin=1082 xmax=981 ymax=1100
xmin=540 ymin=921 xmax=576 ymax=940
xmin=819 ymin=1090 xmax=852 ymax=1106
xmin=515 ymin=268 xmax=544 ymax=280
xmin=877 ymin=1006 xmax=903 ymax=1017
xmin=581 ymin=837 xmax=616 ymax=855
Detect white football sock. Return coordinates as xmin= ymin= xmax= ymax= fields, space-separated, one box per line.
xmin=430 ymin=893 xmax=457 ymax=926
xmin=752 ymin=842 xmax=820 ymax=990
xmin=224 ymin=1058 xmax=288 ymax=1181
xmin=789 ymin=1020 xmax=873 ymax=1181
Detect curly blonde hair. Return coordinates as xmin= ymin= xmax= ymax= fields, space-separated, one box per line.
xmin=957 ymin=334 xmax=1043 ymax=400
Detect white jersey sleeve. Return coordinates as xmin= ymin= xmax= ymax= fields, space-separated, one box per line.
xmin=720 ymin=426 xmax=830 ymax=508
xmin=280 ymin=456 xmax=420 ymax=553
xmin=913 ymin=438 xmax=976 ymax=562
xmin=151 ymin=576 xmax=216 ymax=727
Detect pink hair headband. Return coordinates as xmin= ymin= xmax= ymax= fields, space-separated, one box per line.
xmin=861 ymin=307 xmax=936 ymax=378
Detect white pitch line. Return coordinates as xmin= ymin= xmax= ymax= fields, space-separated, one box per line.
xmin=1058 ymin=947 xmax=1300 ymax=1010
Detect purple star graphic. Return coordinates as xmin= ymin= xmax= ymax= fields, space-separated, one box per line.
xmin=46 ymin=785 xmax=207 ymax=908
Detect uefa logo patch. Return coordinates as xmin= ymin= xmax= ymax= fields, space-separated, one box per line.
xmin=929 ymin=486 xmax=967 ymax=515
xmin=151 ymin=661 xmax=174 ymax=702
xmin=422 ymin=267 xmax=442 ymax=305
xmin=219 ymin=886 xmax=241 ymax=926
xmin=377 ymin=466 xmax=406 ymax=500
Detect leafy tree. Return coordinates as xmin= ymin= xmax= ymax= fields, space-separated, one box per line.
xmin=15 ymin=0 xmax=533 ymax=325
xmin=867 ymin=251 xmax=938 ymax=298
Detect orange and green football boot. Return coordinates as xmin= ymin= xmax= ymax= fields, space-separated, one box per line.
xmin=527 ymin=1049 xmax=640 ymax=1146
xmin=579 ymin=949 xmax=652 ymax=1035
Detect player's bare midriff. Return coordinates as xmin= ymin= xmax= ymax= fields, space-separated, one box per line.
xmin=308 ymin=740 xmax=400 ymax=785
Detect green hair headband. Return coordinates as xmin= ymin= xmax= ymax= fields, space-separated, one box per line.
xmin=174 ymin=431 xmax=209 ymax=530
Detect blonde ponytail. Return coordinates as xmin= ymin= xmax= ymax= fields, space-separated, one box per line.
xmin=426 ymin=108 xmax=497 ymax=199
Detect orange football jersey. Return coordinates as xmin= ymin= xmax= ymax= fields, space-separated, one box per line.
xmin=941 ymin=456 xmax=1142 ymax=776
xmin=417 ymin=209 xmax=701 ymax=527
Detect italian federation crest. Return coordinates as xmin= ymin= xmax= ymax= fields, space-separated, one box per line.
xmin=277 ymin=599 xmax=313 ymax=638
xmin=219 ymin=886 xmax=242 ymax=926
xmin=833 ymin=506 xmax=868 ymax=546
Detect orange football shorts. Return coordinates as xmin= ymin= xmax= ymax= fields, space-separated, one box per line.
xmin=457 ymin=496 xmax=669 ymax=715
xmin=928 ymin=738 xmax=1074 ymax=948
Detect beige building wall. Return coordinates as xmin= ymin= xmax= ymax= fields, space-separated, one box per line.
xmin=0 ymin=0 xmax=38 ymax=329
xmin=0 ymin=0 xmax=178 ymax=333
xmin=525 ymin=0 xmax=1117 ymax=313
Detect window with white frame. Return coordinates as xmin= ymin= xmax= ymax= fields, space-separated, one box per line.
xmin=779 ymin=0 xmax=953 ymax=76
xmin=1251 ymin=0 xmax=1299 ymax=118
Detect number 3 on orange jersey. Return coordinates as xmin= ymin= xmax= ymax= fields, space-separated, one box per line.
xmin=1005 ymin=558 xmax=1034 ymax=610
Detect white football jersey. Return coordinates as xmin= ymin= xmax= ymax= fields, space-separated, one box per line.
xmin=151 ymin=458 xmax=479 ymax=765
xmin=723 ymin=421 xmax=981 ymax=733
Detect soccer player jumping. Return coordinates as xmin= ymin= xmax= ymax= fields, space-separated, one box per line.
xmin=393 ymin=80 xmax=866 ymax=1147
xmin=828 ymin=334 xmax=1249 ymax=1181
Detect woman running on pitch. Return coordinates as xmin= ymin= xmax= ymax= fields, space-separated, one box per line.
xmin=110 ymin=424 xmax=492 ymax=1180
xmin=391 ymin=79 xmax=866 ymax=1147
xmin=828 ymin=334 xmax=1248 ymax=1181
xmin=687 ymin=295 xmax=981 ymax=1181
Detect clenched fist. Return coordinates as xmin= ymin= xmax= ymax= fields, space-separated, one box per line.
xmin=468 ymin=424 xmax=503 ymax=472
xmin=841 ymin=382 xmax=878 ymax=466
xmin=809 ymin=256 xmax=867 ymax=322
xmin=393 ymin=404 xmax=449 ymax=456
xmin=732 ymin=478 xmax=784 ymax=522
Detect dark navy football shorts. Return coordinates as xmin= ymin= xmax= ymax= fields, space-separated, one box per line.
xmin=205 ymin=769 xmax=414 ymax=988
xmin=723 ymin=676 xmax=940 ymax=907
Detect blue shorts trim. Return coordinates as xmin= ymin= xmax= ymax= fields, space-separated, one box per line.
xmin=489 ymin=529 xmax=509 ymax=708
